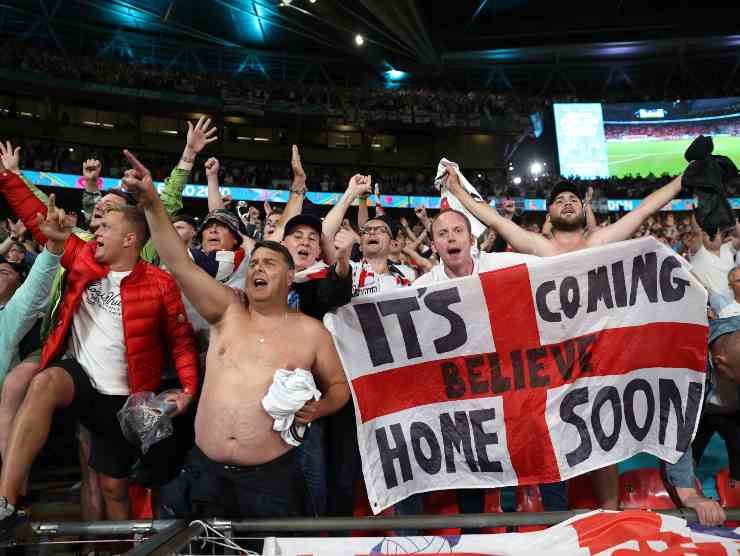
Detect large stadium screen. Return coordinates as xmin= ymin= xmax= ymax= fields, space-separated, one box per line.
xmin=553 ymin=103 xmax=609 ymax=179
xmin=554 ymin=98 xmax=740 ymax=179
xmin=603 ymin=97 xmax=740 ymax=178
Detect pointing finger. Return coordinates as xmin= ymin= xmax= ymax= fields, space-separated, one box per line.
xmin=123 ymin=150 xmax=149 ymax=176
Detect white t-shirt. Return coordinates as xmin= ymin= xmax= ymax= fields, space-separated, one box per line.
xmin=350 ymin=259 xmax=410 ymax=298
xmin=414 ymin=251 xmax=539 ymax=285
xmin=68 ymin=271 xmax=131 ymax=395
xmin=689 ymin=243 xmax=736 ymax=298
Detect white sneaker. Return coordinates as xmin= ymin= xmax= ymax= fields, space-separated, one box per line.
xmin=0 ymin=496 xmax=18 ymax=538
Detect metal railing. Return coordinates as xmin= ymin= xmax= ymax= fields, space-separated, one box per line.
xmin=3 ymin=509 xmax=739 ymax=555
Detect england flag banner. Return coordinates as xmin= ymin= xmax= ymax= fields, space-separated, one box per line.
xmin=323 ymin=238 xmax=708 ymax=514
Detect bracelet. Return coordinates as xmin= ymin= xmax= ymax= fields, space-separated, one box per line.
xmin=180 ymin=153 xmax=196 ymax=164
xmin=290 ymin=186 xmax=307 ymax=195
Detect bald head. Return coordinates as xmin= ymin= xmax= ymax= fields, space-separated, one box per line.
xmin=711 ymin=331 xmax=740 ymax=383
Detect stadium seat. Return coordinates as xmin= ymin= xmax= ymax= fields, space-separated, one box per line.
xmin=423 ymin=489 xmax=505 ymax=536
xmin=423 ymin=490 xmax=463 ymax=536
xmin=618 ymin=468 xmax=677 ymax=510
xmin=480 ymin=489 xmax=506 ymax=534
xmin=128 ymin=484 xmax=153 ymax=519
xmin=352 ymin=480 xmax=395 ymax=537
xmin=715 ymin=468 xmax=740 ymax=527
xmin=568 ymin=473 xmax=599 ymax=509
xmin=515 ymin=485 xmax=547 ymax=532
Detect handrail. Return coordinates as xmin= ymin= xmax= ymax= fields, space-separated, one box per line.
xmin=27 ymin=507 xmax=740 ymax=538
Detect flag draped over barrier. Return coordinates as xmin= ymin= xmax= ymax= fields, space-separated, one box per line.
xmin=267 ymin=510 xmax=740 ymax=555
xmin=324 ymin=238 xmax=708 ymax=514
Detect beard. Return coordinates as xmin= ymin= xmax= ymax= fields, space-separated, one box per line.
xmin=550 ymin=212 xmax=586 ymax=232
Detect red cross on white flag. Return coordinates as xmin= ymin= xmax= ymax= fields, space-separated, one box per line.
xmin=324 ymin=238 xmax=708 ymax=513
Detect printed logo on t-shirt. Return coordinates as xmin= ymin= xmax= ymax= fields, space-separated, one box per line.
xmin=85 ymin=280 xmax=122 ymax=316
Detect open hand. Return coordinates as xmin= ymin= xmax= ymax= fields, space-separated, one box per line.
xmin=7 ymin=217 xmax=25 ymax=238
xmin=291 ymin=144 xmax=306 ymax=186
xmin=121 ymin=150 xmax=157 ymax=207
xmin=0 ymin=140 xmax=21 ymax=175
xmin=186 ymin=116 xmax=218 ymax=155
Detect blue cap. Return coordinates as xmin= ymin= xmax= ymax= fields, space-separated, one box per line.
xmin=709 ymin=315 xmax=740 ymax=344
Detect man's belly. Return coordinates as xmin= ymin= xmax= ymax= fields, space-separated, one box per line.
xmin=194 ymin=392 xmax=292 ymax=466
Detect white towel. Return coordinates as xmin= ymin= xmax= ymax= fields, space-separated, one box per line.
xmin=261 ymin=368 xmax=321 ymax=446
xmin=434 ymin=158 xmax=487 ymax=238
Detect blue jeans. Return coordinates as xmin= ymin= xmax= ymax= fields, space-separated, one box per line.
xmin=296 ymin=420 xmax=327 ymax=516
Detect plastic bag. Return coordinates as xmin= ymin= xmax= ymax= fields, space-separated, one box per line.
xmin=118 ymin=389 xmax=179 ymax=454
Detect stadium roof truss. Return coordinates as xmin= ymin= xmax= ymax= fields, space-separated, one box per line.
xmin=0 ymin=0 xmax=739 ymax=96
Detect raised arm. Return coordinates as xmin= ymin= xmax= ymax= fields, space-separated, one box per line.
xmin=321 ymin=174 xmax=372 ymax=264
xmin=268 ymin=145 xmax=307 ymax=241
xmin=0 ymin=196 xmax=72 ymax=381
xmin=121 ymin=150 xmax=235 ymax=325
xmin=357 ymin=194 xmax=369 ymax=230
xmin=584 ymin=186 xmax=597 ymax=235
xmin=205 ymin=157 xmax=225 ymax=212
xmin=587 ymin=175 xmax=682 ymax=246
xmin=443 ymin=166 xmax=549 ymax=255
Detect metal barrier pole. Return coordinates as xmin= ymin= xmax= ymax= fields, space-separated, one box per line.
xmin=124 ymin=522 xmax=205 ymax=556
xmin=224 ymin=508 xmax=740 ymax=532
xmin=125 ymin=521 xmax=187 ymax=556
xmin=29 ymin=508 xmax=740 ymax=539
xmin=32 ymin=519 xmax=177 ymax=537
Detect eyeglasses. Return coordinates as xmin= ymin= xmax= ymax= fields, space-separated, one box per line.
xmin=360 ymin=225 xmax=390 ymax=236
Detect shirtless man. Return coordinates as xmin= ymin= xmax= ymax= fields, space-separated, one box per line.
xmin=440 ymin=167 xmax=692 ymax=511
xmin=121 ymin=151 xmax=350 ymax=518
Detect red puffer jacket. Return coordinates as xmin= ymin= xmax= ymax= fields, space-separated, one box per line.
xmin=0 ymin=170 xmax=199 ymax=395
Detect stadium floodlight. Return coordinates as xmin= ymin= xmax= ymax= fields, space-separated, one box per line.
xmin=513 ymin=176 xmax=522 ymax=184
xmin=309 ymin=0 xmax=317 ymax=3
xmin=530 ymin=162 xmax=542 ymax=175
xmin=355 ymin=34 xmax=365 ymax=46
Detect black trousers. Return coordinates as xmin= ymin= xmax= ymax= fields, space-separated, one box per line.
xmin=692 ymin=410 xmax=740 ymax=480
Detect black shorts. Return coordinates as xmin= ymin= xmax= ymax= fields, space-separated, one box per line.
xmin=53 ymin=358 xmax=139 ymax=479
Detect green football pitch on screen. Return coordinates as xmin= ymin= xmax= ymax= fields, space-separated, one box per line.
xmin=607 ymin=135 xmax=740 ymax=178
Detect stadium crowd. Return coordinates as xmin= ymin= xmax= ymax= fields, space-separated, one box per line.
xmin=0 ymin=115 xmax=738 ymax=541
xmin=11 ymin=136 xmax=740 ymax=203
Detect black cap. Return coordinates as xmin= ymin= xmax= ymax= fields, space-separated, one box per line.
xmin=284 ymin=214 xmax=322 ymax=238
xmin=548 ymin=181 xmax=582 ymax=206
xmin=0 ymin=255 xmax=28 ymax=283
xmin=197 ymin=209 xmax=243 ymax=248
